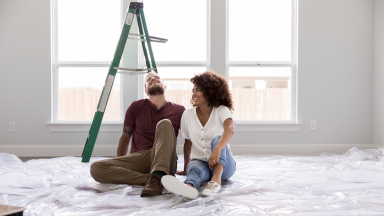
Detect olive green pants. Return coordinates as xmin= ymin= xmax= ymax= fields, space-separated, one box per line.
xmin=90 ymin=119 xmax=177 ymax=186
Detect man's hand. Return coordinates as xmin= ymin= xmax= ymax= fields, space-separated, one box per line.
xmin=175 ymin=170 xmax=187 ymax=175
xmin=209 ymin=149 xmax=221 ymax=169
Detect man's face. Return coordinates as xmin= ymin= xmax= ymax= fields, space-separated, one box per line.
xmin=145 ymin=72 xmax=166 ymax=96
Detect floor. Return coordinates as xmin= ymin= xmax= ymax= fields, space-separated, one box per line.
xmin=1 ymin=148 xmax=384 ymax=216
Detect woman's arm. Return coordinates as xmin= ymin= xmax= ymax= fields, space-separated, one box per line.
xmin=176 ymin=139 xmax=192 ymax=175
xmin=209 ymin=118 xmax=235 ymax=168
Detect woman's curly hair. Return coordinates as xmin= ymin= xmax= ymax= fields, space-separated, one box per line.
xmin=190 ymin=71 xmax=234 ymax=112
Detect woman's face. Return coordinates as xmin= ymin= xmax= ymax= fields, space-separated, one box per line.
xmin=192 ymin=84 xmax=208 ymax=107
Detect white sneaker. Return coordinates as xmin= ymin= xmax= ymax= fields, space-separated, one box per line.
xmin=161 ymin=175 xmax=198 ymax=200
xmin=201 ymin=181 xmax=221 ymax=196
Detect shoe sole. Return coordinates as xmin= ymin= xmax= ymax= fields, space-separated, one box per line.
xmin=161 ymin=175 xmax=198 ymax=200
xmin=140 ymin=190 xmax=163 ymax=197
xmin=140 ymin=193 xmax=156 ymax=197
xmin=201 ymin=190 xmax=219 ymax=196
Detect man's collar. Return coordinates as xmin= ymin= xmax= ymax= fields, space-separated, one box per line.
xmin=147 ymin=98 xmax=168 ymax=111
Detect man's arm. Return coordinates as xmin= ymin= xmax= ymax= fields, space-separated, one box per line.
xmin=116 ymin=125 xmax=134 ymax=157
xmin=176 ymin=139 xmax=192 ymax=175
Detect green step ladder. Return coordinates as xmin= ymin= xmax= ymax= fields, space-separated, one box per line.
xmin=81 ymin=2 xmax=165 ymax=162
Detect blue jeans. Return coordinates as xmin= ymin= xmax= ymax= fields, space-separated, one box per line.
xmin=184 ymin=135 xmax=236 ymax=189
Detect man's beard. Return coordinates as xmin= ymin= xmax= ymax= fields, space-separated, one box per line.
xmin=147 ymin=83 xmax=165 ymax=95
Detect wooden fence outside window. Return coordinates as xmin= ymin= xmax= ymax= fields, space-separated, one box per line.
xmin=59 ymin=88 xmax=290 ymax=120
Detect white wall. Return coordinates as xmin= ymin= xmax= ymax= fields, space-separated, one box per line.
xmin=0 ymin=0 xmax=376 ymax=156
xmin=0 ymin=0 xmax=122 ymax=155
xmin=374 ymin=0 xmax=384 ymax=147
xmin=292 ymin=0 xmax=373 ymax=145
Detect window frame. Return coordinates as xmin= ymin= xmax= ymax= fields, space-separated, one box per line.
xmin=226 ymin=0 xmax=298 ymax=123
xmin=50 ymin=0 xmax=124 ymax=123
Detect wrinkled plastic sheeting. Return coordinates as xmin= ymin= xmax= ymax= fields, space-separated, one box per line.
xmin=2 ymin=148 xmax=384 ymax=215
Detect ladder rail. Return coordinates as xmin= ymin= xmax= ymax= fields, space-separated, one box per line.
xmin=136 ymin=9 xmax=152 ymax=70
xmin=139 ymin=8 xmax=158 ymax=73
xmin=82 ymin=6 xmax=138 ymax=162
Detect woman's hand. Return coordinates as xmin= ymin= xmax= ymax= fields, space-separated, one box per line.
xmin=209 ymin=149 xmax=221 ymax=169
xmin=175 ymin=170 xmax=187 ymax=175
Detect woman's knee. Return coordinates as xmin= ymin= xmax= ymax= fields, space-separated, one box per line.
xmin=211 ymin=135 xmax=230 ymax=157
xmin=210 ymin=135 xmax=222 ymax=151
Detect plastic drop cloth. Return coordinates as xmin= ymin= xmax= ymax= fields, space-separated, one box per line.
xmin=2 ymin=148 xmax=384 ymax=215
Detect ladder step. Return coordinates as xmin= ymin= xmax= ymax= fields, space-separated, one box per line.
xmin=129 ymin=33 xmax=168 ymax=43
xmin=128 ymin=37 xmax=145 ymax=41
xmin=117 ymin=71 xmax=150 ymax=75
xmin=114 ymin=67 xmax=156 ymax=72
xmin=129 ymin=33 xmax=144 ymax=37
xmin=149 ymin=36 xmax=168 ymax=43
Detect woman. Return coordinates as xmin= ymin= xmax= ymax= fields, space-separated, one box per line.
xmin=161 ymin=71 xmax=236 ymax=199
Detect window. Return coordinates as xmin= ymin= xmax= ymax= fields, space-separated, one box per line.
xmin=52 ymin=0 xmax=122 ymax=121
xmin=228 ymin=0 xmax=296 ymax=121
xmin=139 ymin=0 xmax=209 ymax=109
xmin=139 ymin=0 xmax=296 ymax=121
xmin=52 ymin=0 xmax=297 ymax=124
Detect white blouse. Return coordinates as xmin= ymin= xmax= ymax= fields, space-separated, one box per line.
xmin=180 ymin=105 xmax=234 ymax=162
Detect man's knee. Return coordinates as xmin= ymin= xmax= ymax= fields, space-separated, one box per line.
xmin=154 ymin=119 xmax=175 ymax=150
xmin=155 ymin=119 xmax=174 ymax=137
xmin=90 ymin=161 xmax=106 ymax=181
xmin=156 ymin=119 xmax=172 ymax=129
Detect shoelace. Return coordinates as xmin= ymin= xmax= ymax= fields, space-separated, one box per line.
xmin=206 ymin=182 xmax=218 ymax=190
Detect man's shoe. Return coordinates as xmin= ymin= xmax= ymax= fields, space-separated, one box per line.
xmin=161 ymin=175 xmax=198 ymax=200
xmin=201 ymin=181 xmax=221 ymax=196
xmin=140 ymin=173 xmax=163 ymax=197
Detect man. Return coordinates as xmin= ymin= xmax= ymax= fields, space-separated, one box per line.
xmin=90 ymin=72 xmax=185 ymax=197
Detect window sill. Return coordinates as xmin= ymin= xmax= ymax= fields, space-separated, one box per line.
xmin=47 ymin=122 xmax=301 ymax=132
xmin=47 ymin=123 xmax=123 ymax=132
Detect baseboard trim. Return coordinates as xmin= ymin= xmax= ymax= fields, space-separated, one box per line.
xmin=227 ymin=144 xmax=379 ymax=155
xmin=0 ymin=145 xmax=116 ymax=157
xmin=46 ymin=123 xmax=302 ymax=132
xmin=0 ymin=144 xmax=380 ymax=157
